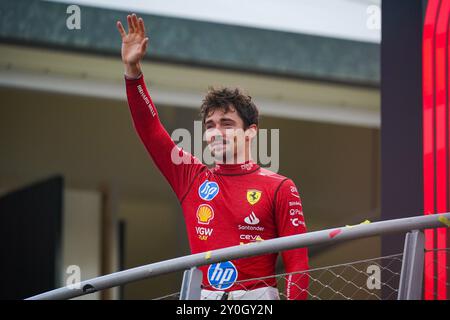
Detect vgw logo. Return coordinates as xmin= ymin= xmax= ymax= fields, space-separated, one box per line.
xmin=198 ymin=180 xmax=219 ymax=201
xmin=207 ymin=261 xmax=238 ymax=290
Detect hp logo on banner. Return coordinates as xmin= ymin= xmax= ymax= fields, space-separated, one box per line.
xmin=207 ymin=261 xmax=238 ymax=290
xmin=198 ymin=180 xmax=219 ymax=201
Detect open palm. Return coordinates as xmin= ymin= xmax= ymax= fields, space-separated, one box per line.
xmin=117 ymin=14 xmax=149 ymax=65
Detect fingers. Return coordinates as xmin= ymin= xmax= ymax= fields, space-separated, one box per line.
xmin=116 ymin=21 xmax=126 ymax=38
xmin=125 ymin=13 xmax=146 ymax=36
xmin=126 ymin=15 xmax=134 ymax=34
xmin=131 ymin=14 xmax=139 ymax=33
xmin=140 ymin=37 xmax=149 ymax=54
xmin=138 ymin=17 xmax=146 ymax=36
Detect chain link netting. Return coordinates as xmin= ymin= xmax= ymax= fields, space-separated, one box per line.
xmin=153 ymin=292 xmax=181 ymax=300
xmin=152 ymin=247 xmax=450 ymax=301
xmin=153 ymin=254 xmax=404 ymax=300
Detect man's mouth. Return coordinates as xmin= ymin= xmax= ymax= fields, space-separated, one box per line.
xmin=211 ymin=142 xmax=226 ymax=149
xmin=210 ymin=138 xmax=228 ymax=148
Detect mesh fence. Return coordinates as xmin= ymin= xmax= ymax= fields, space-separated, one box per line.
xmin=153 ymin=254 xmax=404 ymax=300
xmin=154 ymin=248 xmax=450 ymax=300
xmin=153 ymin=292 xmax=181 ymax=300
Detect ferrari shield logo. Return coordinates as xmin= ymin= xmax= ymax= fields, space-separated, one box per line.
xmin=247 ymin=190 xmax=262 ymax=205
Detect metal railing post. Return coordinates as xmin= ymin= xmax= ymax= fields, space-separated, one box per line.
xmin=397 ymin=230 xmax=425 ymax=300
xmin=179 ymin=267 xmax=202 ymax=300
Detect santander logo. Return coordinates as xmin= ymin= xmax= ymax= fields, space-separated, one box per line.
xmin=244 ymin=212 xmax=260 ymax=225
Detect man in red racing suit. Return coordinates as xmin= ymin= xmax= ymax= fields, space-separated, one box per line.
xmin=117 ymin=13 xmax=309 ymax=300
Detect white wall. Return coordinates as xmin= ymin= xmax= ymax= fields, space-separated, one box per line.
xmin=62 ymin=189 xmax=101 ymax=300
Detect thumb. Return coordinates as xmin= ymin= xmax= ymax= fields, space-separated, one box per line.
xmin=140 ymin=37 xmax=149 ymax=54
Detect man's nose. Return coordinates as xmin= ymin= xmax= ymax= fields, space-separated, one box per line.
xmin=206 ymin=128 xmax=224 ymax=142
xmin=211 ymin=133 xmax=224 ymax=142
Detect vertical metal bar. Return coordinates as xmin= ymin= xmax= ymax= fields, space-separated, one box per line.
xmin=179 ymin=269 xmax=190 ymax=300
xmin=179 ymin=267 xmax=202 ymax=300
xmin=405 ymin=230 xmax=425 ymax=299
xmin=398 ymin=232 xmax=411 ymax=299
xmin=398 ymin=230 xmax=425 ymax=300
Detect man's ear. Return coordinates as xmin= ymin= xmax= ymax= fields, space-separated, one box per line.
xmin=245 ymin=124 xmax=258 ymax=140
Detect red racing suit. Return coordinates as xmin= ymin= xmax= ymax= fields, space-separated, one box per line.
xmin=125 ymin=75 xmax=309 ymax=300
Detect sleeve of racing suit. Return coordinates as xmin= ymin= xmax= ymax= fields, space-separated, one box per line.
xmin=125 ymin=74 xmax=206 ymax=200
xmin=274 ymin=179 xmax=309 ymax=300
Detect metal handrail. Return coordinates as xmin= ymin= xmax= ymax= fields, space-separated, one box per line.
xmin=27 ymin=213 xmax=450 ymax=300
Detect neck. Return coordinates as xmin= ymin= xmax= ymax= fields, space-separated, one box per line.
xmin=213 ymin=158 xmax=259 ymax=175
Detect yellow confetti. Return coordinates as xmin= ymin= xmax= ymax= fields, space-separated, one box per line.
xmin=438 ymin=215 xmax=450 ymax=227
xmin=205 ymin=251 xmax=212 ymax=260
xmin=346 ymin=220 xmax=371 ymax=229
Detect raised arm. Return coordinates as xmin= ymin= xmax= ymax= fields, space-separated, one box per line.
xmin=117 ymin=14 xmax=206 ymax=201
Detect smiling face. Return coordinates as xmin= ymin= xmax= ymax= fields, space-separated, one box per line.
xmin=200 ymin=87 xmax=259 ymax=164
xmin=204 ymin=107 xmax=257 ymax=163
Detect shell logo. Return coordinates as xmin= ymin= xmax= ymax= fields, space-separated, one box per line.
xmin=197 ymin=204 xmax=214 ymax=225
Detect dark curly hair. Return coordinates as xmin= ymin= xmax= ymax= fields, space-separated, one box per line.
xmin=200 ymin=87 xmax=259 ymax=129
